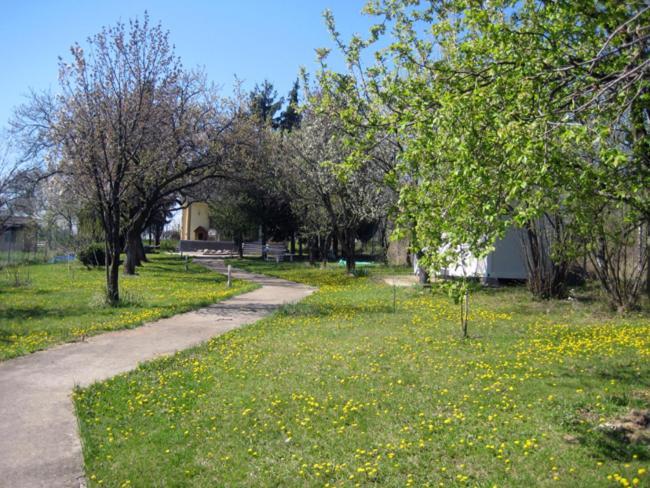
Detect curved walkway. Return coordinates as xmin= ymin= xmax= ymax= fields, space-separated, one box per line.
xmin=0 ymin=259 xmax=314 ymax=487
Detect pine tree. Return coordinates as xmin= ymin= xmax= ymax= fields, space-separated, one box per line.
xmin=249 ymin=80 xmax=283 ymax=127
xmin=279 ymin=79 xmax=301 ymax=131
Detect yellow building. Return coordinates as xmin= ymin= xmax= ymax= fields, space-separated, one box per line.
xmin=180 ymin=202 xmax=210 ymax=241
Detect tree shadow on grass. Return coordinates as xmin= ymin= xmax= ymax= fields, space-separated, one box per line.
xmin=0 ymin=325 xmax=47 ymax=344
xmin=277 ymin=301 xmax=394 ymax=318
xmin=143 ymin=263 xmax=227 ymax=281
xmin=597 ymin=367 xmax=650 ymax=388
xmin=564 ymin=400 xmax=650 ymax=461
xmin=0 ymin=304 xmax=96 ymax=322
xmin=555 ymin=363 xmax=650 ymax=389
xmin=0 ymin=329 xmax=15 ymax=344
xmin=574 ymin=425 xmax=649 ymax=461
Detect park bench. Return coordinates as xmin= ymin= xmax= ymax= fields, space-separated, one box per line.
xmin=242 ymin=241 xmax=265 ymax=257
xmin=265 ymin=242 xmax=294 ymax=263
xmin=242 ymin=241 xmax=294 ymax=262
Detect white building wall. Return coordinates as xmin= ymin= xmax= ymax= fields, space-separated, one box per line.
xmin=412 ymin=227 xmax=528 ymax=281
xmin=443 ymin=251 xmax=488 ymax=278
xmin=486 ymin=228 xmax=528 ymax=280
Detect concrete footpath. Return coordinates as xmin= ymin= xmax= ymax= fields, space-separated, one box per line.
xmin=0 ymin=259 xmax=314 ymax=487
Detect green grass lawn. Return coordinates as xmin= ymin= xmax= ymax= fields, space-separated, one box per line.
xmin=0 ymin=249 xmax=49 ymax=267
xmin=75 ymin=261 xmax=649 ymax=487
xmin=0 ymin=255 xmax=256 ymax=360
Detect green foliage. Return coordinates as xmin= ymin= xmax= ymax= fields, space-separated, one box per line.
xmin=78 ymin=243 xmax=106 ymax=268
xmin=158 ymin=240 xmax=178 ymax=252
xmin=77 ymin=204 xmax=104 ymax=243
xmin=281 ymin=94 xmax=394 ymax=271
xmin=278 ymin=79 xmax=301 ymax=131
xmin=249 ymin=79 xmax=283 ymax=127
xmin=321 ymin=0 xmax=649 ymax=308
xmin=2 ymin=264 xmax=32 ymax=288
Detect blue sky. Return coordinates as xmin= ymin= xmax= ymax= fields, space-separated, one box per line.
xmin=0 ymin=0 xmax=373 ymax=131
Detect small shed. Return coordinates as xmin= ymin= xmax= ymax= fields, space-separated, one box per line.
xmin=414 ymin=228 xmax=528 ymax=282
xmin=0 ymin=216 xmax=37 ymax=253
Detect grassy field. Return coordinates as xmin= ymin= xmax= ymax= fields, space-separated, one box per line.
xmin=74 ymin=261 xmax=649 ymax=487
xmin=0 ymin=255 xmax=256 ymax=360
xmin=0 ymin=249 xmax=50 ymax=267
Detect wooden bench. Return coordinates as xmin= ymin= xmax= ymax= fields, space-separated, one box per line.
xmin=242 ymin=242 xmax=294 ymax=262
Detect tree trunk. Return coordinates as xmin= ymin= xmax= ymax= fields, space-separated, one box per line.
xmin=124 ymin=229 xmax=142 ymax=275
xmin=332 ymin=234 xmax=339 ymax=259
xmin=415 ymin=252 xmax=429 ymax=284
xmin=154 ymin=224 xmax=163 ymax=247
xmin=105 ymin=239 xmax=120 ymax=305
xmin=104 ymin=199 xmax=122 ymax=305
xmin=521 ymin=218 xmax=568 ymax=299
xmin=308 ymin=237 xmax=317 ymax=265
xmin=460 ymin=289 xmax=469 ymax=339
xmin=342 ymin=229 xmax=356 ymax=273
xmin=138 ymin=235 xmax=148 ymax=263
xmin=299 ymin=238 xmax=303 ymax=257
xmin=321 ymin=234 xmax=332 ymax=267
xmin=237 ymin=233 xmax=244 ymax=258
xmin=290 ymin=232 xmax=296 ymax=255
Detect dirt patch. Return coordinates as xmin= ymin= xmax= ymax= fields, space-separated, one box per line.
xmin=383 ymin=276 xmax=418 ymax=287
xmin=576 ymin=407 xmax=601 ymax=423
xmin=598 ymin=410 xmax=650 ymax=444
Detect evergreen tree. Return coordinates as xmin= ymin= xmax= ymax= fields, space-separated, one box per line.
xmin=249 ymin=80 xmax=283 ymax=127
xmin=279 ymin=79 xmax=301 ymax=131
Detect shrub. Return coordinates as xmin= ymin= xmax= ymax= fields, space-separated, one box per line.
xmin=79 ymin=243 xmax=106 ymax=268
xmin=351 ymin=267 xmax=369 ymax=278
xmin=159 ymin=240 xmax=178 ymax=252
xmin=3 ymin=265 xmax=31 ymax=287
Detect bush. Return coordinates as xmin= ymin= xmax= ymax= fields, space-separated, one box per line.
xmin=351 ymin=267 xmax=369 ymax=278
xmin=79 ymin=243 xmax=106 ymax=268
xmin=159 ymin=240 xmax=178 ymax=252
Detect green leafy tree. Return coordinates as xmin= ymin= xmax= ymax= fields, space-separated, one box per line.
xmin=323 ymin=0 xmax=649 ymax=312
xmin=281 ymin=99 xmax=392 ymax=272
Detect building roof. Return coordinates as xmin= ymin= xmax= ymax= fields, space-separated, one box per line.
xmin=1 ymin=215 xmax=35 ymax=229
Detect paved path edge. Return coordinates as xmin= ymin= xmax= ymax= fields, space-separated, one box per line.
xmin=0 ymin=259 xmax=314 ymax=487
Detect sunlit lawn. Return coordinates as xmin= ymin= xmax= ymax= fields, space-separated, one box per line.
xmin=75 ymin=260 xmax=649 ymax=487
xmin=0 ymin=254 xmax=256 ymax=360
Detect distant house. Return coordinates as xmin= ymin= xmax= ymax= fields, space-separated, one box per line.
xmin=0 ymin=216 xmax=37 ymax=253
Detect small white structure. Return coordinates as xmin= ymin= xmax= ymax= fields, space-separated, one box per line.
xmin=414 ymin=228 xmax=528 ymax=282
